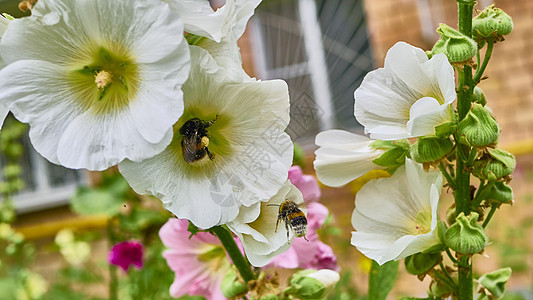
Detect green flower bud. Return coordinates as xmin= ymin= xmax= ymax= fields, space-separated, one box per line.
xmin=371 ymin=140 xmax=410 ymax=168
xmin=405 ymin=252 xmax=441 ymax=276
xmin=410 ymin=137 xmax=453 ymax=164
xmin=434 ymin=121 xmax=457 ymax=139
xmin=458 ymin=104 xmax=499 ymax=147
xmin=473 ymin=148 xmax=516 ymax=181
xmin=478 ymin=267 xmax=512 ymax=298
xmin=474 ymin=86 xmax=487 ymax=106
xmin=429 ymin=271 xmax=455 ymax=298
xmin=445 ymin=212 xmax=488 ymax=254
xmin=287 ymin=269 xmax=339 ymax=300
xmin=221 ymin=268 xmax=248 ymax=298
xmin=432 ymin=24 xmax=477 ymax=63
xmin=486 ymin=182 xmax=513 ymax=204
xmin=473 ymin=5 xmax=513 ymax=42
xmin=437 ymin=221 xmax=448 ymax=246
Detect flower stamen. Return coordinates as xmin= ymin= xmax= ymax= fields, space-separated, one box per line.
xmin=95 ymin=70 xmax=113 ymax=90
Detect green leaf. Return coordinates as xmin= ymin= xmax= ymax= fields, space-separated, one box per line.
xmin=368 ymin=260 xmax=399 ymax=300
xmin=70 ymin=188 xmax=124 ymax=216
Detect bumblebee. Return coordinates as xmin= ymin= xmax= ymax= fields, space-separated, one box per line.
xmin=179 ymin=116 xmax=217 ymax=164
xmin=269 ymin=200 xmax=308 ymax=243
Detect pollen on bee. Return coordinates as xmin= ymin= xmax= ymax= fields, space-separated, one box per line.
xmin=200 ymin=136 xmax=210 ymax=147
xmin=95 ymin=70 xmax=113 ymax=90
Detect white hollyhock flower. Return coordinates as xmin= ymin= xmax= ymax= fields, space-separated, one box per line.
xmin=314 ymin=130 xmax=385 ymax=187
xmin=0 ymin=0 xmax=190 ymax=170
xmin=354 ymin=42 xmax=456 ymax=140
xmin=227 ymin=181 xmax=306 ymax=267
xmin=164 ymin=0 xmax=261 ymax=43
xmin=119 ymin=46 xmax=292 ymax=229
xmin=351 ymin=158 xmax=442 ymax=265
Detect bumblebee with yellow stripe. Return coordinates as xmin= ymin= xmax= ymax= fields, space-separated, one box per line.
xmin=268 ymin=200 xmax=308 ymax=243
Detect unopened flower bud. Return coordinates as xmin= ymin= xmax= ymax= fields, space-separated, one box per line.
xmin=405 ymin=252 xmax=441 ymax=276
xmin=458 ymin=104 xmax=499 ymax=147
xmin=221 ymin=268 xmax=247 ymax=298
xmin=473 ymin=5 xmax=513 ymax=42
xmin=474 ymin=86 xmax=487 ymax=106
xmin=486 ymin=182 xmax=513 ymax=204
xmin=473 ymin=148 xmax=516 ymax=181
xmin=445 ymin=212 xmax=488 ymax=254
xmin=410 ymin=137 xmax=453 ymax=164
xmin=478 ymin=267 xmax=512 ymax=298
xmin=286 ymin=269 xmax=340 ymax=300
xmin=370 ymin=140 xmax=410 ymax=168
xmin=432 ymin=24 xmax=477 ymax=64
xmin=429 ymin=271 xmax=455 ymax=298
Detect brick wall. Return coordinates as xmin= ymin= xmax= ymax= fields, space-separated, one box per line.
xmin=363 ymin=0 xmax=533 ymax=148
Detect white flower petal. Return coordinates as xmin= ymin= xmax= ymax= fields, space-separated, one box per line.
xmin=164 ymin=0 xmax=226 ymax=42
xmin=0 ymin=104 xmax=7 ymax=132
xmin=0 ymin=60 xmax=81 ymax=165
xmin=228 ymin=181 xmax=306 ymax=267
xmin=56 ymin=110 xmax=173 ymax=171
xmin=385 ymin=42 xmax=434 ymax=97
xmin=350 ymin=158 xmax=442 ymax=264
xmin=314 ymin=130 xmax=383 ymax=187
xmin=408 ymin=101 xmax=453 ymax=137
xmin=164 ymin=0 xmax=261 ymax=42
xmin=352 ymin=231 xmax=438 ymax=265
xmin=354 ymin=42 xmax=456 ymax=140
xmin=197 ymin=34 xmax=250 ymax=82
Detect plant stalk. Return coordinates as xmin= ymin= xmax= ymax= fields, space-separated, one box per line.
xmin=456 ymin=1 xmax=475 ymax=299
xmin=212 ymin=226 xmax=255 ymax=283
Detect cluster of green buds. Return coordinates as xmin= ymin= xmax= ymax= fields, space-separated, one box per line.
xmin=401 ymin=4 xmax=517 ymax=299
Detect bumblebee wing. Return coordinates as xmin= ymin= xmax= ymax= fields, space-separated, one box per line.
xmin=181 ymin=131 xmax=199 ymax=164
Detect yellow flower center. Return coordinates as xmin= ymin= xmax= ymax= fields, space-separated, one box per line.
xmin=66 ymin=43 xmax=139 ymax=115
xmin=410 ymin=211 xmax=432 ymax=235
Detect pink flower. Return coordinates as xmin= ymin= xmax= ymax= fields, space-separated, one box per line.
xmin=308 ymin=242 xmax=339 ymax=271
xmin=288 ymin=166 xmax=321 ymax=203
xmin=108 ymin=241 xmax=144 ymax=272
xmin=159 ymin=219 xmax=230 ymax=300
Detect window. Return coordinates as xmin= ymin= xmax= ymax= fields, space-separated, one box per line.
xmin=250 ymin=0 xmax=374 ymax=145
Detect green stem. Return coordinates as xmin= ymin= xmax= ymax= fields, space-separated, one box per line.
xmin=457 ymin=256 xmax=473 ymax=300
xmin=483 ymin=205 xmax=498 ymax=228
xmin=439 ymin=162 xmax=456 ymax=189
xmin=212 ymin=226 xmax=255 ymax=283
xmin=107 ymin=220 xmax=119 ymax=300
xmin=445 ymin=247 xmax=459 ymax=265
xmin=471 ymin=180 xmax=495 ymax=208
xmin=440 ymin=262 xmax=458 ymax=290
xmin=473 ymin=38 xmax=495 ymax=84
xmin=456 ymin=1 xmax=475 ymax=299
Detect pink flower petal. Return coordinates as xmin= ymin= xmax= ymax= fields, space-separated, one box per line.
xmin=288 ymin=166 xmax=321 ymax=203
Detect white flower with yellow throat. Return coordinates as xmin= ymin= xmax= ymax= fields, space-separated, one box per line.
xmin=0 ymin=0 xmax=190 ymax=170
xmin=119 ymin=46 xmax=293 ymax=229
